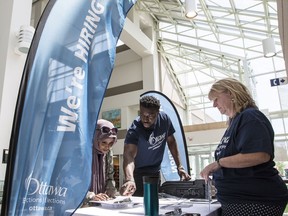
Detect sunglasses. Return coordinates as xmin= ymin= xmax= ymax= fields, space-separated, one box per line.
xmin=97 ymin=126 xmax=118 ymax=135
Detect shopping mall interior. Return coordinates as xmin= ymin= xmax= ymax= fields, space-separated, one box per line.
xmin=0 ymin=0 xmax=287 ymax=212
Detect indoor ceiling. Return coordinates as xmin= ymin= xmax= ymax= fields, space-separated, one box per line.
xmin=134 ymin=0 xmax=284 ymax=122
xmin=32 ymin=0 xmax=286 ymax=125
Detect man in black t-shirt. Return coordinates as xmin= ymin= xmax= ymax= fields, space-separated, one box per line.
xmin=120 ymin=95 xmax=191 ymax=196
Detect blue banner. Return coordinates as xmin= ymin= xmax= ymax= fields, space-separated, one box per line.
xmin=2 ymin=0 xmax=136 ymax=215
xmin=140 ymin=91 xmax=190 ymax=181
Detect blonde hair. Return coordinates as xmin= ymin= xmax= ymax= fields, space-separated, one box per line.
xmin=208 ymin=78 xmax=257 ymax=114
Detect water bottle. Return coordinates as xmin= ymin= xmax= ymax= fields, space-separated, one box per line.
xmin=143 ymin=176 xmax=159 ymax=216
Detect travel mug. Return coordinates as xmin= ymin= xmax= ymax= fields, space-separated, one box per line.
xmin=143 ymin=176 xmax=159 ymax=216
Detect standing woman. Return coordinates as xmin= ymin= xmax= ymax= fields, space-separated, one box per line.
xmin=84 ymin=119 xmax=118 ymax=205
xmin=200 ymin=78 xmax=288 ymax=216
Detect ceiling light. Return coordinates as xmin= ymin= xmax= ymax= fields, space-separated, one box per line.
xmin=262 ymin=37 xmax=277 ymax=58
xmin=185 ymin=0 xmax=198 ymax=19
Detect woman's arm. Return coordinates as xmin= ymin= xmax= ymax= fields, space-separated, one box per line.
xmin=218 ymin=152 xmax=271 ymax=168
xmin=200 ymin=152 xmax=271 ymax=183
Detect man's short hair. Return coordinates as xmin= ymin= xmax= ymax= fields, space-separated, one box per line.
xmin=140 ymin=95 xmax=160 ymax=110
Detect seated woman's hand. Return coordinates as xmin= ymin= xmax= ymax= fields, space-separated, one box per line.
xmin=92 ymin=193 xmax=110 ymax=201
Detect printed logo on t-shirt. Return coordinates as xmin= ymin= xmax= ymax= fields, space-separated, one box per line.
xmin=148 ymin=132 xmax=166 ymax=150
xmin=215 ymin=136 xmax=230 ymax=157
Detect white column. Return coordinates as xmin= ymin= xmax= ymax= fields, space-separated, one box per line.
xmin=0 ymin=0 xmax=33 ymax=180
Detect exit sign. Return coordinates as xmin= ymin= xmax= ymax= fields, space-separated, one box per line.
xmin=270 ymin=77 xmax=288 ymax=87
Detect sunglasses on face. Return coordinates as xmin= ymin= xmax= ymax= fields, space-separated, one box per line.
xmin=97 ymin=126 xmax=118 ymax=135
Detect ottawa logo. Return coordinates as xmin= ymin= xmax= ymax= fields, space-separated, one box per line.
xmin=25 ymin=173 xmax=68 ymax=197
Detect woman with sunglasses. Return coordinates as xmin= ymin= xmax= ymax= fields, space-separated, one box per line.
xmin=83 ymin=119 xmax=118 ymax=205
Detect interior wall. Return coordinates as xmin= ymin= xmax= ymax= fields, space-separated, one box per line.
xmin=160 ymin=56 xmax=188 ymax=125
xmin=185 ymin=127 xmax=226 ymax=145
xmin=0 ymin=0 xmax=33 ymax=180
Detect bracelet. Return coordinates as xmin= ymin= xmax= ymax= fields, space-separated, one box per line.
xmin=217 ymin=158 xmax=222 ymax=167
xmin=177 ymin=165 xmax=184 ymax=171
